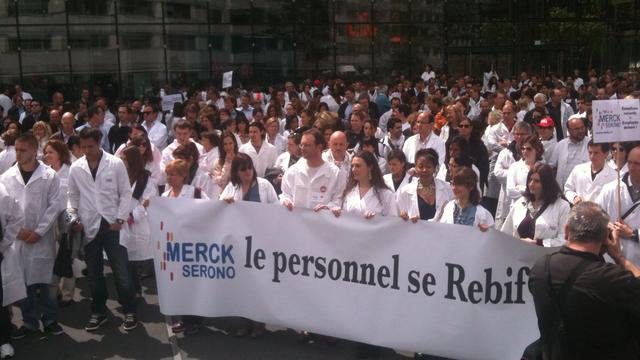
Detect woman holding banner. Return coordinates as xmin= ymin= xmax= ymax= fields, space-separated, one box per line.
xmin=435 ymin=167 xmax=493 ymax=230
xmin=383 ymin=149 xmax=413 ymax=192
xmin=162 ymin=159 xmax=207 ymax=335
xmin=331 ymin=151 xmax=396 ymax=219
xmin=173 ymin=142 xmax=219 ymax=199
xmin=501 ymin=163 xmax=570 ymax=246
xmin=397 ymin=148 xmax=453 ymax=222
xmin=220 ymin=153 xmax=277 ymax=338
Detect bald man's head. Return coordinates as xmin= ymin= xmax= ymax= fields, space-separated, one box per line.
xmin=61 ymin=112 xmax=75 ymax=133
xmin=329 ymin=131 xmax=347 ymax=157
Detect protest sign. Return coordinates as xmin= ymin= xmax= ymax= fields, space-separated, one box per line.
xmin=592 ymin=99 xmax=640 ymax=143
xmin=149 ymin=198 xmax=548 ymax=360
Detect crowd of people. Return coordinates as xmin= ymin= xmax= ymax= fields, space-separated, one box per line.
xmin=0 ymin=66 xmax=638 ymax=359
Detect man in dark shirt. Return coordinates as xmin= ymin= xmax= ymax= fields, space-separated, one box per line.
xmin=528 ymin=201 xmax=640 ymax=360
xmin=108 ymin=104 xmax=133 ymax=153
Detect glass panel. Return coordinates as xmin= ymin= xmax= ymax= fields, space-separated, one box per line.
xmin=227 ymin=0 xmax=252 ymax=25
xmin=19 ymin=25 xmax=68 ymax=101
xmin=254 ymin=24 xmax=295 ymax=84
xmin=373 ymin=0 xmax=409 ymax=23
xmin=0 ymin=25 xmax=21 ymax=87
xmin=477 ymin=0 xmax=512 ymax=21
xmin=295 ymin=26 xmax=334 ymax=80
xmin=444 ymin=0 xmax=476 ymax=23
xmin=119 ymin=24 xmax=165 ymax=97
xmin=373 ymin=24 xmax=411 ymax=81
xmin=117 ymin=0 xmax=160 ymax=24
xmin=413 ymin=25 xmax=443 ymax=75
xmin=412 ymin=0 xmax=445 ymax=23
xmin=164 ymin=1 xmax=207 ymax=22
xmin=580 ymin=0 xmax=606 ymax=18
xmin=335 ymin=0 xmax=370 ymax=23
xmin=335 ymin=24 xmax=372 ymax=79
xmin=295 ymin=0 xmax=331 ymax=24
xmin=166 ymin=24 xmax=209 ymax=85
xmin=16 ymin=0 xmax=66 ymax=25
xmin=515 ymin=0 xmax=545 ymax=19
xmin=69 ymin=24 xmax=119 ymax=100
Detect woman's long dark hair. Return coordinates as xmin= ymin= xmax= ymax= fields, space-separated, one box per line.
xmin=341 ymin=151 xmax=390 ymax=207
xmin=524 ymin=163 xmax=561 ymax=206
xmin=229 ymin=153 xmax=257 ymax=187
xmin=218 ymin=131 xmax=239 ymax=167
xmin=452 ymin=167 xmax=481 ymax=205
xmin=122 ymin=145 xmax=148 ymax=185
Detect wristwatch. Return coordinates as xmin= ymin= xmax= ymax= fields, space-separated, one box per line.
xmin=116 ymin=219 xmax=125 ymax=225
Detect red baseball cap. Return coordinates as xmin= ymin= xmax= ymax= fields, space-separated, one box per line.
xmin=537 ymin=116 xmax=555 ymax=128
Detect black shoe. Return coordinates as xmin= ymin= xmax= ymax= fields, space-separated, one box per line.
xmin=122 ymin=314 xmax=138 ymax=331
xmin=11 ymin=326 xmax=39 ymax=340
xmin=44 ymin=322 xmax=63 ymax=336
xmin=85 ymin=314 xmax=108 ymax=331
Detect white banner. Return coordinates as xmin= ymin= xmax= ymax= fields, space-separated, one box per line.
xmin=148 ymin=198 xmax=550 ymax=360
xmin=592 ymin=99 xmax=640 ymax=143
xmin=222 ymin=71 xmax=233 ymax=89
xmin=161 ymin=94 xmax=184 ymax=112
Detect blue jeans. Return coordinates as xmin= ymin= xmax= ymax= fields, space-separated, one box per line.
xmin=20 ymin=283 xmax=58 ymax=330
xmin=84 ymin=229 xmax=136 ymax=315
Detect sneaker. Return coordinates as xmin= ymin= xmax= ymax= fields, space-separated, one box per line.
xmin=44 ymin=322 xmax=64 ymax=336
xmin=10 ymin=326 xmax=39 ymax=340
xmin=122 ymin=314 xmax=138 ymax=331
xmin=85 ymin=314 xmax=108 ymax=331
xmin=0 ymin=343 xmax=14 ymax=359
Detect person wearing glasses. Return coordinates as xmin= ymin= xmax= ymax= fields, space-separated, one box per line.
xmin=141 ymin=104 xmax=167 ymax=151
xmin=402 ymin=112 xmax=446 ymax=166
xmin=506 ymin=135 xmax=544 ymax=205
xmin=548 ymin=115 xmax=590 ymax=187
xmin=501 ymin=163 xmax=570 ymax=247
xmin=608 ymin=141 xmax=635 ymax=174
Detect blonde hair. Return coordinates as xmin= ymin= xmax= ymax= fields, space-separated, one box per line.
xmin=32 ymin=121 xmax=52 ymax=140
xmin=165 ymin=159 xmax=189 ymax=180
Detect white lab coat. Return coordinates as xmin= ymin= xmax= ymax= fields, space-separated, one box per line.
xmin=506 ymin=160 xmax=533 ymax=202
xmin=190 ymin=167 xmax=220 ymax=200
xmin=121 ymin=177 xmax=158 ymax=261
xmin=115 ymin=141 xmax=164 ymax=185
xmin=1 ymin=162 xmax=62 ymax=285
xmin=494 ymin=148 xmax=517 ymax=223
xmin=340 ymin=186 xmax=397 ymax=217
xmin=266 ymin=133 xmax=287 ymax=155
xmin=199 ymin=147 xmax=220 ymax=173
xmin=0 ymin=183 xmax=26 ymax=305
xmin=564 ymin=162 xmax=618 ymax=203
xmin=0 ymin=146 xmax=16 ymax=175
xmin=219 ymin=177 xmax=278 ymax=204
xmin=67 ymin=151 xmax=133 ymax=241
xmin=549 ymin=137 xmax=590 ymax=187
xmin=142 ymin=120 xmax=168 ymax=150
xmin=160 ymin=139 xmax=206 ymax=171
xmin=161 ymin=184 xmax=210 ymax=200
xmin=239 ymin=141 xmax=278 ymax=178
xmin=396 ymin=178 xmax=454 ymax=220
xmin=280 ymin=159 xmax=345 ymax=209
xmin=501 ymin=197 xmax=570 ymax=247
xmin=383 ymin=173 xmax=414 ymax=192
xmin=596 ymin=176 xmax=640 ymax=264
xmin=402 ymin=132 xmax=446 ymax=165
xmin=557 ymin=101 xmax=575 ymax=137
xmin=435 ymin=200 xmax=495 ymax=227
xmin=322 ymin=150 xmax=352 ymax=178
xmin=274 ymin=152 xmax=299 ymax=172
xmin=541 ymin=137 xmax=558 ymax=163
xmin=482 ymin=122 xmax=513 ymax=156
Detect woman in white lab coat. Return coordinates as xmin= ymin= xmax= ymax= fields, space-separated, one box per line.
xmin=501 ymin=163 xmax=570 ymax=247
xmin=332 ymin=151 xmax=396 ymax=219
xmin=212 ymin=132 xmax=239 ymax=190
xmin=360 ymin=137 xmax=389 ymax=175
xmin=435 ymin=167 xmax=493 ymax=230
xmin=118 ymin=145 xmax=158 ymax=295
xmin=172 ymin=142 xmax=219 ymax=200
xmin=44 ymin=140 xmax=77 ymax=306
xmin=220 ymin=153 xmax=278 ymax=204
xmin=383 ymin=150 xmax=414 ymax=192
xmin=397 ymin=148 xmax=454 ymax=222
xmin=506 ymin=135 xmax=544 ymax=204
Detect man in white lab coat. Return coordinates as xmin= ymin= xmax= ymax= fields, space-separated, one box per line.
xmin=67 ymin=128 xmax=137 ymax=332
xmin=402 ymin=111 xmax=446 ymax=166
xmin=597 ymin=146 xmax=640 ymax=265
xmin=565 ymin=141 xmax=617 ymax=204
xmin=548 ymin=115 xmax=590 ymax=187
xmin=0 ymin=134 xmax=62 ymax=339
xmin=0 ymin=182 xmax=25 ymax=358
xmin=141 ymin=104 xmax=168 ymax=151
xmin=239 ymin=122 xmax=277 ymax=178
xmin=280 ymin=128 xmax=345 ymax=211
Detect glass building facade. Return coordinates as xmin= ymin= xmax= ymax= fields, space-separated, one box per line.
xmin=0 ymin=0 xmax=639 ymax=100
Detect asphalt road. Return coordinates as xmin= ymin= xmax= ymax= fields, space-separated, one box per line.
xmin=10 ymin=267 xmax=449 ymax=360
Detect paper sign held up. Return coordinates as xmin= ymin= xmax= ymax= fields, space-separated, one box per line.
xmin=592 ymin=99 xmax=640 ymax=143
